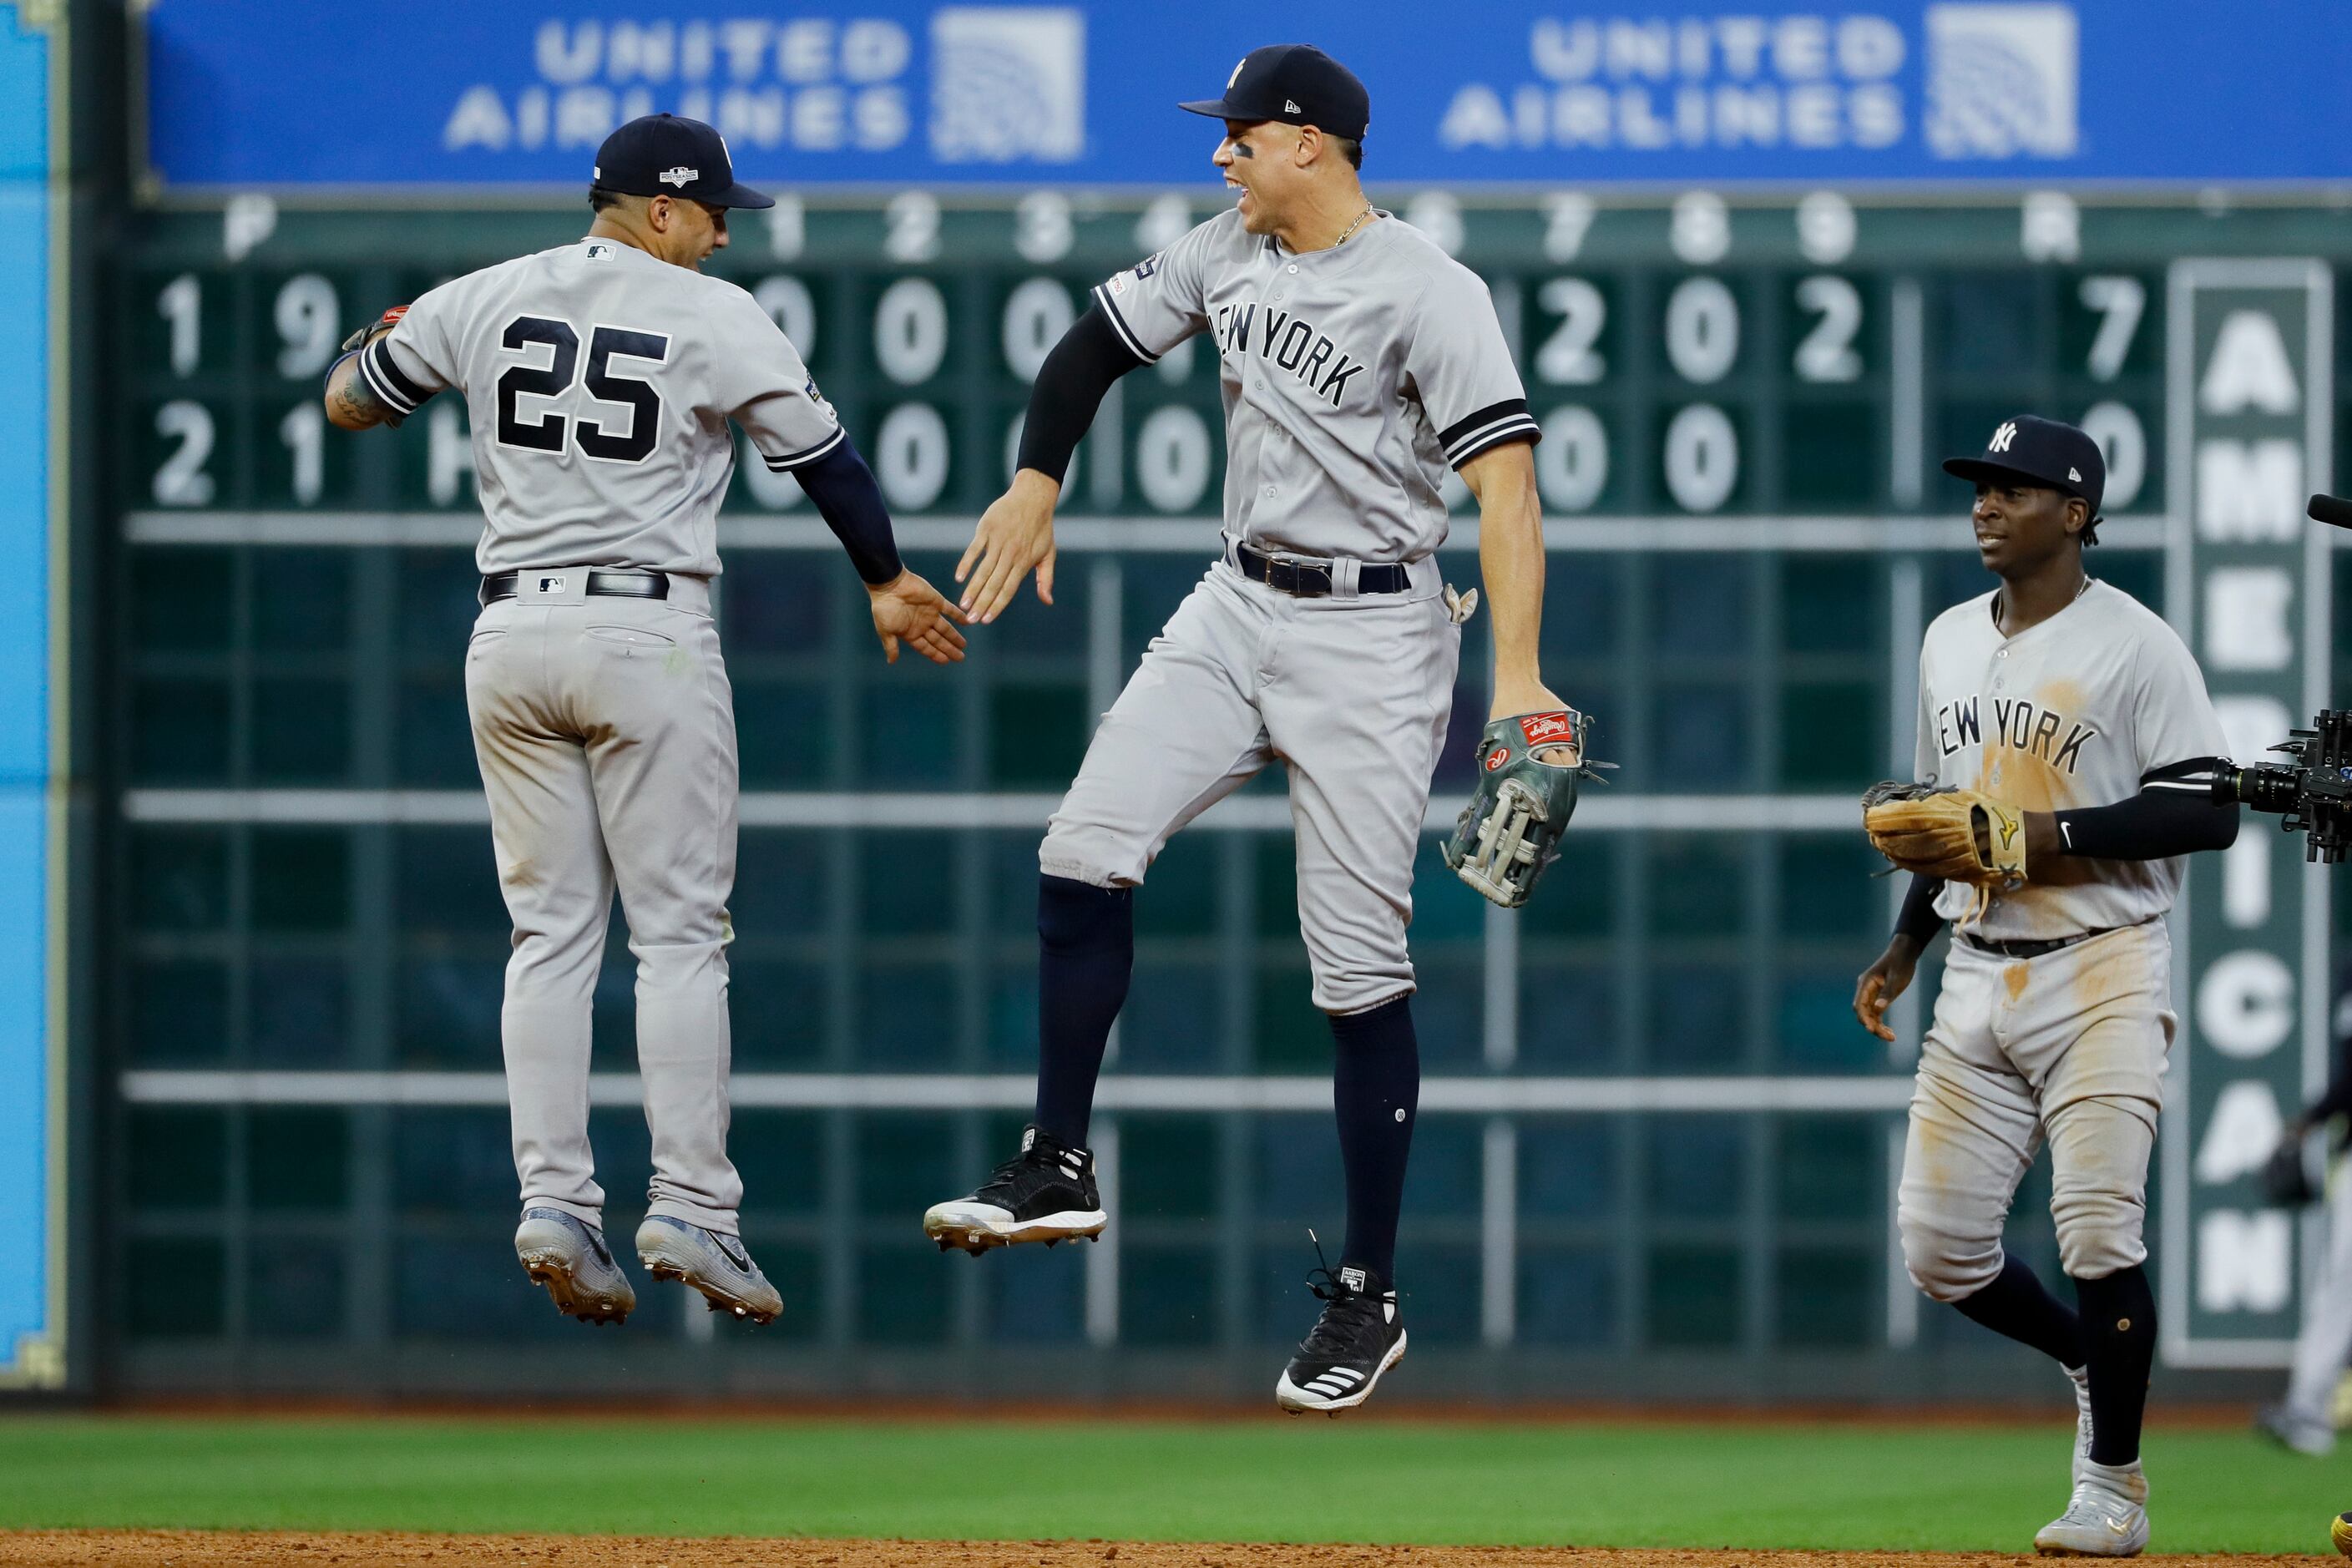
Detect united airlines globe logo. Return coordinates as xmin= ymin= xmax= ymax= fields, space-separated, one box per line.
xmin=928 ymin=6 xmax=1085 ymax=163
xmin=1926 ymin=3 xmax=2081 ymax=159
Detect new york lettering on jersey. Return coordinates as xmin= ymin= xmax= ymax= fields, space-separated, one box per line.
xmin=1914 ymin=579 xmax=2228 ymax=938
xmin=1091 ymin=207 xmax=1539 ymax=563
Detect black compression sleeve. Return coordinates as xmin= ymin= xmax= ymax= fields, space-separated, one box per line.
xmin=2053 ymin=761 xmax=2239 ymax=859
xmin=2306 ymin=1045 xmax=2352 ymax=1126
xmin=1894 ymin=873 xmax=1946 ymax=946
xmin=792 ymin=439 xmax=904 ymax=587
xmin=1014 ymin=304 xmax=1148 ymax=485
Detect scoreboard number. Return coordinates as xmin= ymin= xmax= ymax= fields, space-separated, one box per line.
xmin=279 ymin=403 xmax=323 ymax=503
xmin=1664 ymin=277 xmax=1739 ymax=383
xmin=883 ymin=191 xmax=941 ymax=264
xmin=1533 ymin=278 xmax=1606 ymax=385
xmin=158 ymin=274 xmax=200 ymax=377
xmin=1662 ymin=402 xmax=1737 ymax=513
xmin=873 ymin=277 xmax=948 ymax=385
xmin=2078 ymin=275 xmax=2147 ymax=382
xmin=1535 ymin=404 xmax=1607 ymax=513
xmin=1792 ymin=276 xmax=1864 ymax=383
xmin=875 ymin=402 xmax=949 ymax=510
xmin=151 ymin=400 xmax=215 ymax=506
xmin=273 ymin=274 xmax=340 ymax=379
xmin=1002 ymin=278 xmax=1074 ymax=381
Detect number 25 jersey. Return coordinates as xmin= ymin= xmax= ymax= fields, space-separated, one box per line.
xmin=357 ymin=236 xmax=841 ymax=578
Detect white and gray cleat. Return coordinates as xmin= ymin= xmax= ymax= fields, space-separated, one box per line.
xmin=923 ymin=1125 xmax=1106 ymax=1255
xmin=634 ymin=1215 xmax=782 ymax=1326
xmin=2034 ymin=1457 xmax=2149 ymax=1557
xmin=514 ymin=1207 xmax=636 ymax=1326
xmin=1274 ymin=1258 xmax=1406 ymax=1417
xmin=2253 ymin=1402 xmax=2334 ymax=1456
xmin=2066 ymin=1363 xmax=2093 ymax=1484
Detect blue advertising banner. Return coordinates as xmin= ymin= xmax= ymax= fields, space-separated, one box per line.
xmin=0 ymin=0 xmax=62 ymax=1392
xmin=142 ymin=1 xmax=2352 ymax=192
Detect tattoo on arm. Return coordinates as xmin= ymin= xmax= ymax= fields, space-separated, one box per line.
xmin=326 ymin=346 xmax=397 ymax=429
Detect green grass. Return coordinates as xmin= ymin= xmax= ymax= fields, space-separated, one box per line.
xmin=0 ymin=1414 xmax=2343 ymax=1552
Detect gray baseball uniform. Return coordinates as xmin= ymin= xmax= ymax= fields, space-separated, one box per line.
xmin=1898 ymin=580 xmax=2228 ymax=1298
xmin=363 ymin=236 xmax=844 ymax=1237
xmin=1051 ymin=210 xmax=1538 ymax=1012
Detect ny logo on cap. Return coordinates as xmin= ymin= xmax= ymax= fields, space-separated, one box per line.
xmin=1228 ymin=58 xmax=1246 ymax=87
xmin=1989 ymin=421 xmax=2017 ymax=453
xmin=658 ymin=165 xmax=698 ymax=188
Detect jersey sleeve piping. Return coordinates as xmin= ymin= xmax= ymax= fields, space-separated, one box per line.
xmin=1090 ymin=284 xmax=1161 ymax=365
xmin=357 ymin=336 xmax=429 ymax=416
xmin=1440 ymin=397 xmax=1540 ymax=468
xmin=761 ymin=424 xmax=847 ymax=472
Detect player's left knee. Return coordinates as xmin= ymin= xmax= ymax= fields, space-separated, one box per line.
xmin=1308 ymin=956 xmax=1414 ymax=1016
xmin=2053 ymin=1195 xmax=2147 ymax=1279
xmin=631 ymin=936 xmax=729 ymax=989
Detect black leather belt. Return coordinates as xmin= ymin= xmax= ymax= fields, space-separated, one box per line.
xmin=479 ymin=569 xmax=670 ymax=607
xmin=1959 ymin=924 xmax=2118 ymax=960
xmin=1234 ymin=541 xmax=1409 ymax=597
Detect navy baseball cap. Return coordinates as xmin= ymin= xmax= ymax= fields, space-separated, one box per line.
xmin=591 ymin=114 xmax=773 ymax=210
xmin=1943 ymin=414 xmax=2106 ymax=519
xmin=1180 ymin=44 xmax=1370 ymax=141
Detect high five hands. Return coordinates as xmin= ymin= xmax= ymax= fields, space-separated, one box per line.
xmin=867 ymin=570 xmax=970 ymax=665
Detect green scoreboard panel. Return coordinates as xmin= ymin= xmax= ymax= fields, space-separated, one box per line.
xmin=100 ymin=191 xmax=2352 ymax=1392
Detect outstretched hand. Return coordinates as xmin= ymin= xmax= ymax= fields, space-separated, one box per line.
xmin=956 ymin=470 xmax=1060 ymax=624
xmin=1852 ymin=938 xmax=1922 ymax=1044
xmin=867 ymin=570 xmax=969 ymax=665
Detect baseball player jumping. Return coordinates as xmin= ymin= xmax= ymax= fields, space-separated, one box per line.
xmin=323 ymin=114 xmax=966 ymax=1328
xmin=1854 ymin=417 xmax=2238 ymax=1555
xmin=918 ymin=44 xmax=1577 ymax=1414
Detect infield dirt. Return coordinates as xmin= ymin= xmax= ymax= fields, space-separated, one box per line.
xmin=0 ymin=1538 xmax=2340 ymax=1568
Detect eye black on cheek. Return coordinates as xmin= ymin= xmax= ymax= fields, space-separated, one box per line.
xmin=1232 ymin=140 xmax=1254 ymax=159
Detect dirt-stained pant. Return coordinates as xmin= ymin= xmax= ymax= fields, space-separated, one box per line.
xmin=1898 ymin=920 xmax=2172 ymax=1301
xmin=1039 ymin=557 xmax=1460 ymax=1015
xmin=2285 ymin=1166 xmax=2352 ymax=1440
xmin=464 ymin=571 xmax=744 ymax=1235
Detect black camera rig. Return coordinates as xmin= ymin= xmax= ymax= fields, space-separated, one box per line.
xmin=2212 ymin=709 xmax=2352 ymax=862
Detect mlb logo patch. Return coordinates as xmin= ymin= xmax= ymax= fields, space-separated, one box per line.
xmin=1520 ymin=712 xmax=1576 ymax=747
xmin=534 ymin=574 xmax=569 ymax=595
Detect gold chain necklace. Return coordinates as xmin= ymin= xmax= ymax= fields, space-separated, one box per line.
xmin=1333 ymin=205 xmax=1376 ymax=246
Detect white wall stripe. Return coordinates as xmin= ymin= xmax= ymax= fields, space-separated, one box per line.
xmin=122 ymin=787 xmax=1869 ymax=833
xmin=122 ymin=510 xmax=2169 ymax=555
xmin=119 ymin=1069 xmax=1914 ymax=1114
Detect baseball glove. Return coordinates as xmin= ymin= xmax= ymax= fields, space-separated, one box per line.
xmin=340 ymin=304 xmax=408 ymax=355
xmin=1444 ymin=709 xmax=1610 ymax=908
xmin=1860 ymin=780 xmax=2027 ymax=888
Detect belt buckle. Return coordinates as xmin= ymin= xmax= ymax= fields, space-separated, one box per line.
xmin=1267 ymin=550 xmax=1327 ymax=597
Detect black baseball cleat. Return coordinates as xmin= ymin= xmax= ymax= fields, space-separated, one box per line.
xmin=922 ymin=1124 xmax=1106 ymax=1255
xmin=1275 ymin=1258 xmax=1407 ymax=1416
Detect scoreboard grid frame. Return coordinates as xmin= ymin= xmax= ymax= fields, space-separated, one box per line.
xmin=93 ymin=190 xmax=2352 ymax=1388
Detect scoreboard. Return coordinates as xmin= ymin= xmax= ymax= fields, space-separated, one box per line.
xmin=119 ymin=190 xmax=2270 ymax=525
xmin=104 ymin=188 xmax=2352 ymax=1384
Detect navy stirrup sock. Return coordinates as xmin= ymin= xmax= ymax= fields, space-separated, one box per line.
xmin=1330 ymin=994 xmax=1420 ymax=1286
xmin=2076 ymin=1264 xmax=2157 ymax=1465
xmin=1030 ymin=873 xmax=1134 ymax=1148
xmin=1953 ymin=1252 xmax=2089 ymax=1369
